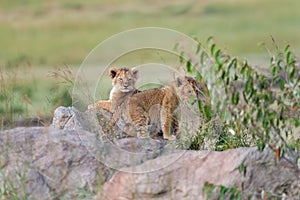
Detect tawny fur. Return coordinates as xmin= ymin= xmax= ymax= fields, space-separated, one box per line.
xmin=88 ymin=67 xmax=139 ymax=112
xmin=128 ymin=76 xmax=205 ymax=140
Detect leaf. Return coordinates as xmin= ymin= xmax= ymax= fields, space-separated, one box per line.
xmin=284 ymin=44 xmax=290 ymax=52
xmin=179 ymin=51 xmax=185 ymax=64
xmin=243 ymin=114 xmax=249 ymax=124
xmin=231 ymin=92 xmax=239 ymax=105
xmin=216 ymin=63 xmax=222 ymax=72
xmin=242 ymin=91 xmax=249 ymax=104
xmin=257 ymin=109 xmax=262 ymax=120
xmin=292 ymin=103 xmax=298 ymax=111
xmin=275 ymin=148 xmax=280 ymax=160
xmin=210 ymin=43 xmax=216 ymax=56
xmin=234 ymin=73 xmax=238 ymax=81
xmin=245 ymin=78 xmax=253 ymax=94
xmin=286 ymin=51 xmax=291 ymax=65
xmin=204 ymin=104 xmax=212 ymax=120
xmin=246 ymin=68 xmax=253 ymax=77
xmin=272 ymin=66 xmax=277 ymax=76
xmin=186 ymin=59 xmax=192 ymax=73
xmin=215 ymin=49 xmax=221 ymax=64
xmin=280 ymin=106 xmax=284 ymax=120
xmin=280 ymin=79 xmax=285 ymax=91
xmin=270 ymin=56 xmax=274 ymax=64
xmin=240 ymin=65 xmax=246 ymax=75
xmin=197 ymin=100 xmax=203 ymax=112
xmin=277 ymin=59 xmax=283 ymax=70
xmin=206 ymin=36 xmax=214 ymax=45
xmin=221 ymin=70 xmax=226 ymax=80
xmin=276 ymin=117 xmax=280 ymax=126
xmin=228 ymin=58 xmax=237 ymax=70
xmin=289 ymin=68 xmax=297 ymax=80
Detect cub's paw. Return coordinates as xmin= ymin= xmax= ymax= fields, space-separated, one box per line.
xmin=87 ymin=104 xmax=95 ymax=109
xmin=163 ymin=135 xmax=176 ymax=140
xmin=137 ymin=129 xmax=150 ymax=138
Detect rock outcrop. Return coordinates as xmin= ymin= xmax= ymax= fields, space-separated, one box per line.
xmin=0 ymin=127 xmax=110 ymax=199
xmin=97 ymin=147 xmax=300 ymax=200
xmin=0 ymin=126 xmax=165 ymax=199
xmin=1 ymin=107 xmax=299 ymax=200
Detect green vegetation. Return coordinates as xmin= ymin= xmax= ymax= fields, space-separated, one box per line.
xmin=178 ymin=36 xmax=299 ymax=166
xmin=0 ymin=66 xmax=72 ymax=129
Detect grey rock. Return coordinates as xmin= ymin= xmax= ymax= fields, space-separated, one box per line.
xmin=51 ymin=106 xmax=103 ymax=133
xmin=0 ymin=126 xmax=171 ymax=200
xmin=6 ymin=106 xmax=296 ymax=200
xmin=0 ymin=127 xmax=107 ymax=199
xmin=52 ymin=106 xmax=75 ymax=130
xmin=51 ymin=106 xmax=130 ymax=139
xmin=97 ymin=147 xmax=300 ymax=200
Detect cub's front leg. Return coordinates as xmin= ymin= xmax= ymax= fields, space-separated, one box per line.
xmin=88 ymin=100 xmax=112 ymax=112
xmin=160 ymin=107 xmax=176 ymax=140
xmin=129 ymin=104 xmax=150 ymax=138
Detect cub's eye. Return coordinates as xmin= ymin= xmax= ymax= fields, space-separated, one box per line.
xmin=188 ymin=90 xmax=193 ymax=94
xmin=119 ymin=78 xmax=123 ymax=81
xmin=128 ymin=78 xmax=132 ymax=81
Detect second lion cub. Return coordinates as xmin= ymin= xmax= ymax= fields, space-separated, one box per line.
xmin=129 ymin=76 xmax=200 ymax=140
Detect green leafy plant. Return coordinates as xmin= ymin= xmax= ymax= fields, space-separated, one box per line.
xmin=203 ymin=182 xmax=241 ymax=200
xmin=207 ymin=37 xmax=299 ymax=165
xmin=175 ymin=37 xmax=300 ymax=166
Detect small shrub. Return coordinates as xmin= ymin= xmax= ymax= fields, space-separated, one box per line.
xmin=175 ymin=37 xmax=300 ymax=164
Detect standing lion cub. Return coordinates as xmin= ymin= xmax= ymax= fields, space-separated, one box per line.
xmin=128 ymin=76 xmax=201 ymax=140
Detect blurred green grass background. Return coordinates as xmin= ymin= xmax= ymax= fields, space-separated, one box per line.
xmin=1 ymin=0 xmax=300 ymax=127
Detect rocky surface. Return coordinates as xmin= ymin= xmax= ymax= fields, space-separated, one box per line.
xmin=1 ymin=106 xmax=299 ymax=199
xmin=0 ymin=126 xmax=166 ymax=199
xmin=97 ymin=147 xmax=300 ymax=200
xmin=0 ymin=127 xmax=102 ymax=199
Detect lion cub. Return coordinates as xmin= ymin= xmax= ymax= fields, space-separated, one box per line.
xmin=129 ymin=76 xmax=199 ymax=140
xmin=88 ymin=67 xmax=139 ymax=112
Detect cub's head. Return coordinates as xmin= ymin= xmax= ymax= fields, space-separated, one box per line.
xmin=109 ymin=67 xmax=139 ymax=92
xmin=186 ymin=76 xmax=210 ymax=105
xmin=175 ymin=76 xmax=198 ymax=104
xmin=175 ymin=76 xmax=210 ymax=105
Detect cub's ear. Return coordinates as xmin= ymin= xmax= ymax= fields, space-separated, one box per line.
xmin=109 ymin=68 xmax=119 ymax=79
xmin=176 ymin=76 xmax=185 ymax=87
xmin=131 ymin=68 xmax=139 ymax=79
